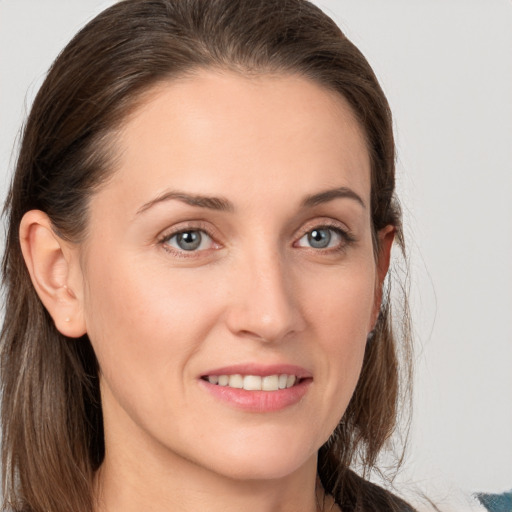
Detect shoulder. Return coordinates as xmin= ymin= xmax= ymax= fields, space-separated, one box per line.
xmin=476 ymin=490 xmax=512 ymax=512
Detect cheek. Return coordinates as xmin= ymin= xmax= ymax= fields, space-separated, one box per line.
xmin=302 ymin=259 xmax=376 ymax=413
xmin=81 ymin=253 xmax=221 ymax=398
xmin=304 ymin=257 xmax=377 ymax=340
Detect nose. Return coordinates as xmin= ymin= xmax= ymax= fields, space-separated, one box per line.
xmin=224 ymin=248 xmax=306 ymax=343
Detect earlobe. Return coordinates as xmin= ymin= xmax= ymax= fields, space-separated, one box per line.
xmin=370 ymin=224 xmax=396 ymax=329
xmin=19 ymin=210 xmax=87 ymax=338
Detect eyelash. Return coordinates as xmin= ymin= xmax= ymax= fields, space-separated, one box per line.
xmin=157 ymin=221 xmax=355 ymax=257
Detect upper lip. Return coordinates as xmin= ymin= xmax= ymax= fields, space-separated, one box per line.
xmin=200 ymin=363 xmax=312 ymax=379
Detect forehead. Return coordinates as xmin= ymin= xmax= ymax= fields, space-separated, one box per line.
xmin=100 ymin=70 xmax=371 ymax=212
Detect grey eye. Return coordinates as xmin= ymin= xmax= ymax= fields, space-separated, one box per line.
xmin=167 ymin=230 xmax=210 ymax=251
xmin=307 ymin=228 xmax=332 ymax=249
xmin=296 ymin=226 xmax=345 ymax=250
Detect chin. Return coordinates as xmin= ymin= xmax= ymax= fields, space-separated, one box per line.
xmin=194 ymin=429 xmax=321 ymax=482
xmin=210 ymin=454 xmax=313 ymax=482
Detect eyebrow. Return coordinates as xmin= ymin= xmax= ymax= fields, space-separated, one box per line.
xmin=136 ymin=190 xmax=234 ymax=215
xmin=301 ymin=187 xmax=366 ymax=209
xmin=136 ymin=185 xmax=365 ymax=216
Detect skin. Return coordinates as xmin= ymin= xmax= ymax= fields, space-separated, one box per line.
xmin=20 ymin=71 xmax=394 ymax=512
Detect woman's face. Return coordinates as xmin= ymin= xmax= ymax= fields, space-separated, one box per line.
xmin=73 ymin=71 xmax=391 ymax=481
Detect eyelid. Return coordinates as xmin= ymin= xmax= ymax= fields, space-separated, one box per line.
xmin=295 ymin=218 xmax=352 ymax=239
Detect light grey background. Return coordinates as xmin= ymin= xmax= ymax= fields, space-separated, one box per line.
xmin=1 ymin=0 xmax=511 ymax=498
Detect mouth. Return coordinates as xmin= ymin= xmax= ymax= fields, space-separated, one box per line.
xmin=201 ymin=373 xmax=300 ymax=391
xmin=199 ymin=365 xmax=312 ymax=412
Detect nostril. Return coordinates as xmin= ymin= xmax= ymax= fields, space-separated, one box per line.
xmin=238 ymin=329 xmax=271 ymax=343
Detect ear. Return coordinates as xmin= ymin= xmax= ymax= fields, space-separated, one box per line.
xmin=370 ymin=224 xmax=395 ymax=329
xmin=19 ymin=210 xmax=87 ymax=338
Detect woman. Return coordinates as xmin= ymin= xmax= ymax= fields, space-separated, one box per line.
xmin=1 ymin=1 xmax=413 ymax=511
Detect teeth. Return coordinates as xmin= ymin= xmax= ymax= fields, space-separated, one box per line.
xmin=286 ymin=375 xmax=296 ymax=388
xmin=243 ymin=375 xmax=262 ymax=390
xmin=229 ymin=374 xmax=243 ymax=388
xmin=262 ymin=375 xmax=279 ymax=391
xmin=206 ymin=373 xmax=299 ymax=391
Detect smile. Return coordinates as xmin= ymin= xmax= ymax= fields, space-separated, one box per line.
xmin=203 ymin=374 xmax=298 ymax=391
xmin=199 ymin=365 xmax=312 ymax=412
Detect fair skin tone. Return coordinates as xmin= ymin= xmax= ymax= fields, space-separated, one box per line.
xmin=20 ymin=71 xmax=394 ymax=512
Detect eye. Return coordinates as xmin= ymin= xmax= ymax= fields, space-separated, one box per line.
xmin=162 ymin=229 xmax=215 ymax=252
xmin=296 ymin=226 xmax=347 ymax=250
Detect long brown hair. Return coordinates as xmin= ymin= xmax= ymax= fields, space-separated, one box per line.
xmin=1 ymin=1 xmax=412 ymax=511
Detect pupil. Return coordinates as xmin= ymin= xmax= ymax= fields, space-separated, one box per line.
xmin=177 ymin=231 xmax=201 ymax=251
xmin=308 ymin=229 xmax=330 ymax=249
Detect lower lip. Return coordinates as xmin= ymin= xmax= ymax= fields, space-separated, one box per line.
xmin=199 ymin=378 xmax=312 ymax=412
